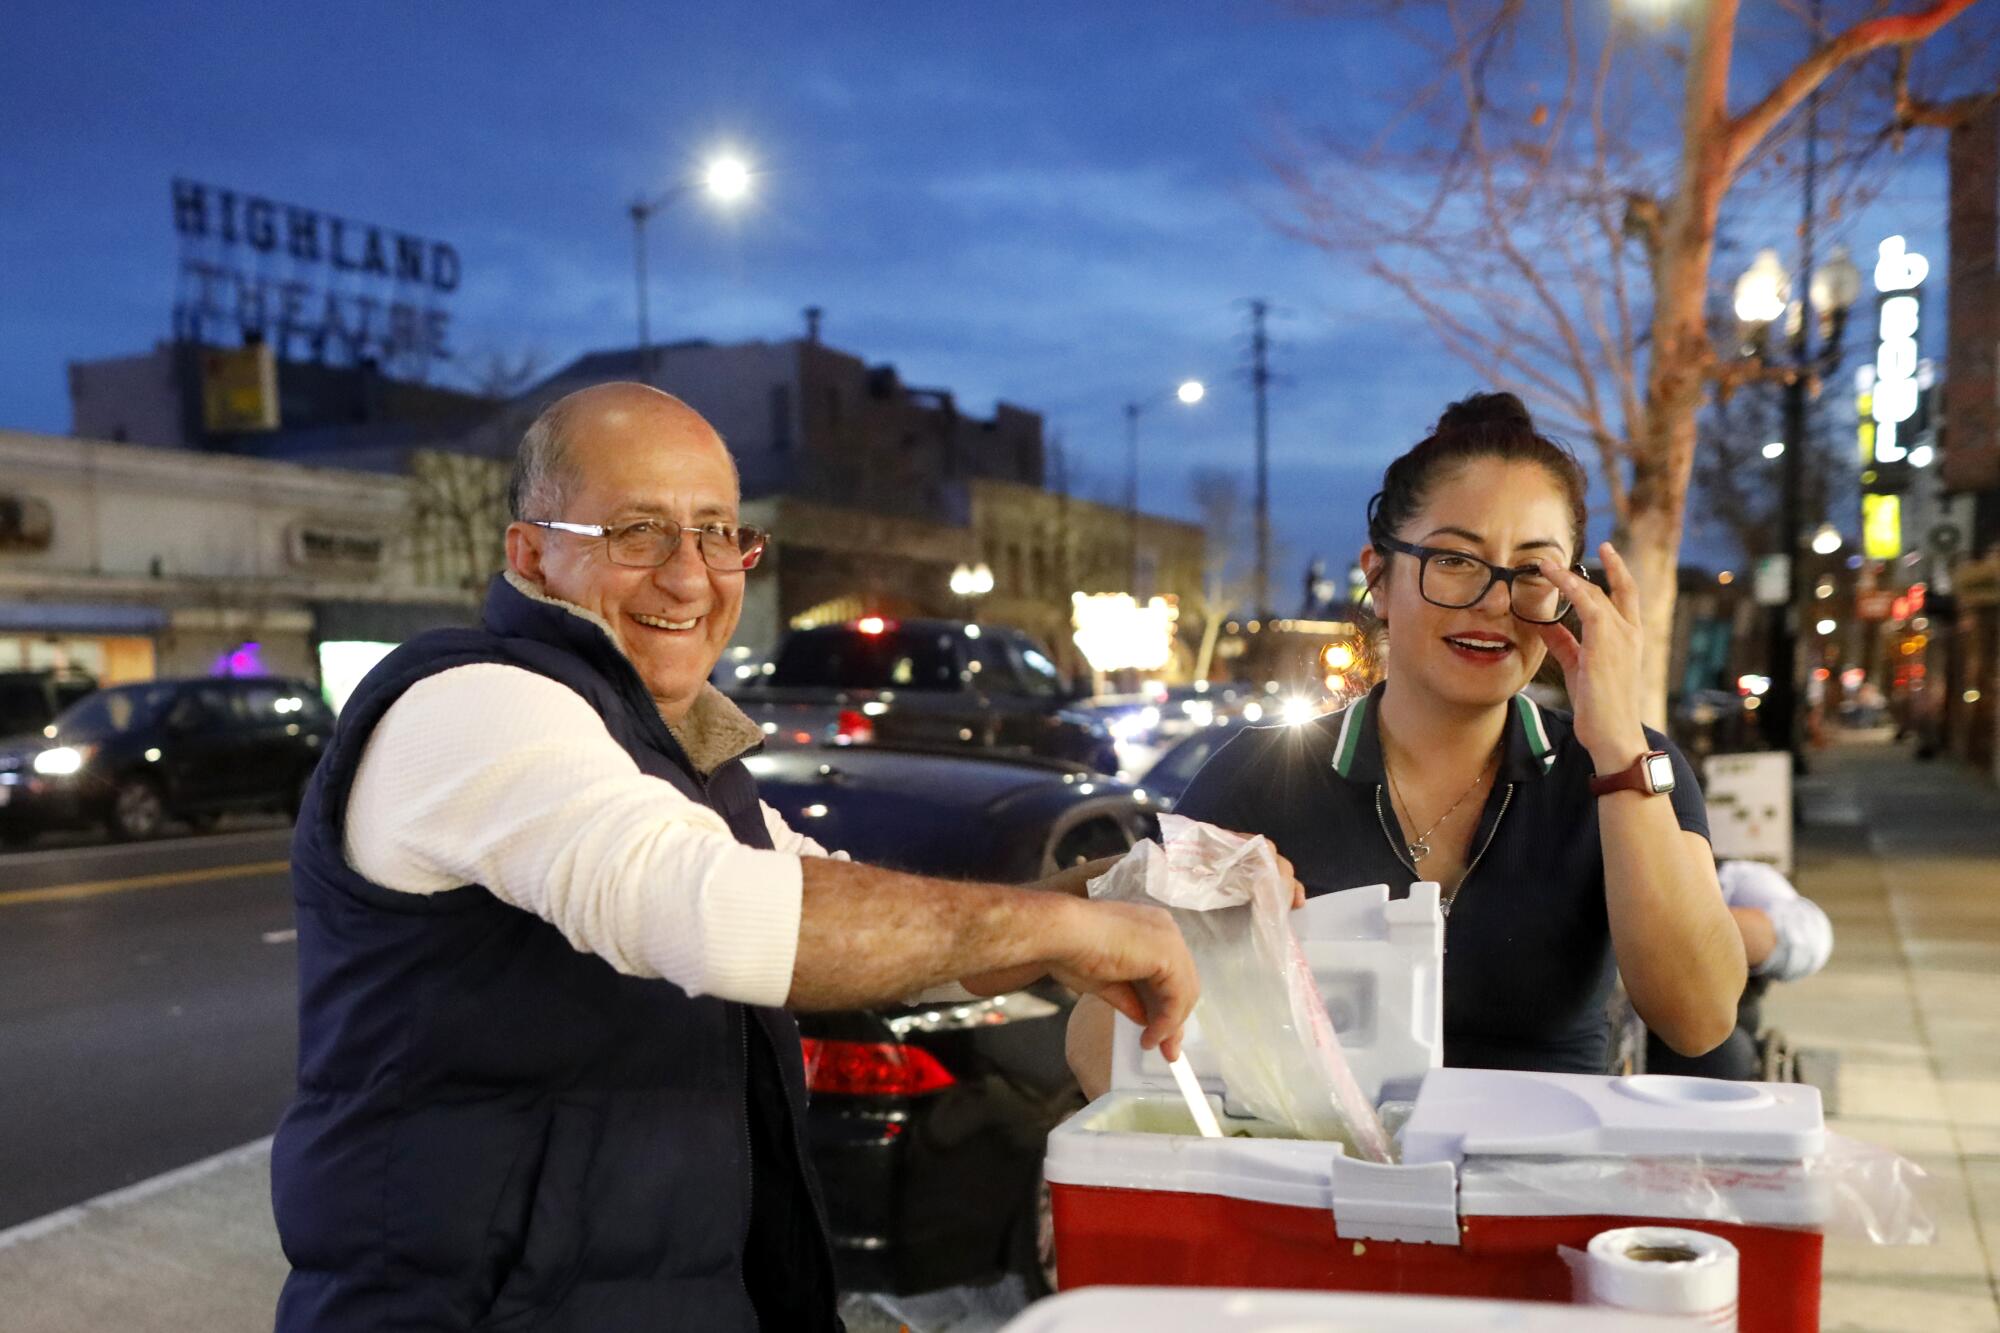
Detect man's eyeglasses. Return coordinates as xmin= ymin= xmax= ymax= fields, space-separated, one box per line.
xmin=1373 ymin=536 xmax=1578 ymax=624
xmin=527 ymin=519 xmax=770 ymax=572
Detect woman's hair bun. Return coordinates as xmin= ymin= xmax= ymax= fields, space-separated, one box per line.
xmin=1435 ymin=391 xmax=1533 ymax=435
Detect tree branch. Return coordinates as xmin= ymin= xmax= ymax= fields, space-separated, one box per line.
xmin=1724 ymin=0 xmax=1980 ymax=174
xmin=1893 ymin=43 xmax=2000 ymax=129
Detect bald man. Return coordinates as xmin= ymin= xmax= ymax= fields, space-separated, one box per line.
xmin=270 ymin=384 xmax=1200 ymax=1333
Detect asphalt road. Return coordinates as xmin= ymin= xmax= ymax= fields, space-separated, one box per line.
xmin=0 ymin=824 xmax=299 ymax=1230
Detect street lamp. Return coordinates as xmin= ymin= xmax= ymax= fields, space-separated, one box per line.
xmin=629 ymin=151 xmax=755 ymax=385
xmin=1734 ymin=240 xmax=1859 ymax=768
xmin=1125 ymin=379 xmax=1206 ymax=595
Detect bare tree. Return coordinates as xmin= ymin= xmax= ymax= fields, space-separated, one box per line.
xmin=1185 ymin=467 xmax=1260 ymax=679
xmin=1273 ymin=0 xmax=1989 ymax=723
xmin=405 ymin=397 xmax=546 ymax=591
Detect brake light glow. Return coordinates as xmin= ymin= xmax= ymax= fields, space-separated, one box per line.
xmin=834 ymin=709 xmax=875 ymax=745
xmin=856 ymin=616 xmax=893 ymax=635
xmin=800 ymin=1038 xmax=956 ymax=1096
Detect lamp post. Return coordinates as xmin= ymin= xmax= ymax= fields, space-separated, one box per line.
xmin=629 ymin=153 xmax=753 ymax=385
xmin=949 ymin=562 xmax=995 ymax=621
xmin=1733 ymin=238 xmax=1859 ymax=768
xmin=1124 ymin=379 xmax=1205 ymax=595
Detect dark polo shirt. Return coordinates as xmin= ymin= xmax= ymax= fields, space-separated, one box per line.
xmin=1175 ymin=682 xmax=1708 ymax=1074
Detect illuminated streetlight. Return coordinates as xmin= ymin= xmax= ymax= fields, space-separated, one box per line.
xmin=1810 ymin=524 xmax=1842 ymax=556
xmin=1762 ymin=441 xmax=1785 ymax=460
xmin=630 ymin=149 xmax=757 ymax=384
xmin=1176 ymin=379 xmax=1206 ymax=405
xmin=1733 ymin=249 xmax=1789 ymax=326
xmin=702 ymin=154 xmax=753 ymax=202
xmin=1816 ymin=619 xmax=1837 ymax=636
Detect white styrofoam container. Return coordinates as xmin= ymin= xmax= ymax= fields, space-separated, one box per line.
xmin=1000 ymin=1287 xmax=1692 ymax=1332
xmin=1110 ymin=881 xmax=1447 ymax=1112
xmin=1053 ymin=878 xmax=1830 ymax=1245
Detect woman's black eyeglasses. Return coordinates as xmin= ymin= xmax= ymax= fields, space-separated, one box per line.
xmin=1373 ymin=536 xmax=1579 ymax=625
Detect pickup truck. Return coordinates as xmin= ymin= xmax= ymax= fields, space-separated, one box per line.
xmin=728 ymin=618 xmax=1118 ymax=773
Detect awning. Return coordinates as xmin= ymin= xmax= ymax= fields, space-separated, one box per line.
xmin=0 ymin=601 xmax=171 ymax=635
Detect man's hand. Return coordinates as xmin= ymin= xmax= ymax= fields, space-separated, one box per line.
xmin=1042 ymin=896 xmax=1200 ymax=1061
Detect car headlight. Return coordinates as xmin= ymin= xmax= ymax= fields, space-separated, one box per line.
xmin=33 ymin=745 xmax=94 ymax=776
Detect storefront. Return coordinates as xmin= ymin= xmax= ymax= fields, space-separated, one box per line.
xmin=0 ymin=429 xmax=474 ymax=706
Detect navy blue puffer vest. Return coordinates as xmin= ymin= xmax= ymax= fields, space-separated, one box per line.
xmin=272 ymin=575 xmax=839 ymax=1332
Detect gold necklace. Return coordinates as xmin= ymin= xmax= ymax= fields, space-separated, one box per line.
xmin=1385 ymin=747 xmax=1495 ymax=865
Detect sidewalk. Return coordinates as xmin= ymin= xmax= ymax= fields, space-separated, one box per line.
xmin=0 ymin=734 xmax=1994 ymax=1332
xmin=1764 ymin=734 xmax=2000 ymax=1331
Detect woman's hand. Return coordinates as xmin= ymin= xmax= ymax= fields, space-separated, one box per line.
xmin=1532 ymin=542 xmax=1651 ymax=772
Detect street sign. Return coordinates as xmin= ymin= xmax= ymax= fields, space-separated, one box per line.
xmin=1753 ymin=555 xmax=1790 ymax=607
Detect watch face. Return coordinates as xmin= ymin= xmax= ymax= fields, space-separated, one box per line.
xmin=1645 ymin=753 xmax=1677 ymax=793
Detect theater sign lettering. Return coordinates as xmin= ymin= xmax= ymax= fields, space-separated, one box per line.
xmin=170 ymin=178 xmax=459 ymax=375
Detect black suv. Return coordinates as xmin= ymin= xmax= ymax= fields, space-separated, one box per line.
xmin=730 ymin=620 xmax=1118 ymax=773
xmin=0 ymin=676 xmax=332 ymax=845
xmin=0 ymin=668 xmax=98 ymax=740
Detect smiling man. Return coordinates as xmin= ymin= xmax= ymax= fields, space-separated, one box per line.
xmin=270 ymin=383 xmax=1201 ymax=1333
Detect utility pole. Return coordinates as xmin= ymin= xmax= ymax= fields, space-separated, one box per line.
xmin=631 ymin=201 xmax=654 ymax=386
xmin=1762 ymin=0 xmax=1820 ymax=772
xmin=1125 ymin=402 xmax=1142 ymax=595
xmin=1251 ymin=298 xmax=1271 ymax=619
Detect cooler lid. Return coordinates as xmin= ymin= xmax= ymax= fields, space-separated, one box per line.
xmin=1109 ymin=880 xmax=1445 ymax=1110
xmin=1000 ymin=1287 xmax=1689 ymax=1331
xmin=1398 ymin=1067 xmax=1826 ymax=1166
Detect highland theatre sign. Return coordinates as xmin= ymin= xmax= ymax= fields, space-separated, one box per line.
xmin=170 ymin=178 xmax=459 ymax=370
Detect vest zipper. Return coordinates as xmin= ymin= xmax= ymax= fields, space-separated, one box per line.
xmin=738 ymin=1016 xmax=757 ymax=1325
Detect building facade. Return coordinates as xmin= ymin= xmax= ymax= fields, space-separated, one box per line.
xmin=0 ymin=429 xmax=472 ymax=701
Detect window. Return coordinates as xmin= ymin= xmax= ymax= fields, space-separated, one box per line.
xmin=769 ymin=384 xmax=793 ymax=453
xmin=767 ymin=627 xmax=961 ymax=691
xmin=54 ymin=684 xmax=177 ymax=739
xmin=1006 ymin=637 xmax=1065 ymax=699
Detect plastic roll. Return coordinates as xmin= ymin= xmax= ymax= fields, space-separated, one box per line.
xmin=1571 ymin=1226 xmax=1739 ymax=1329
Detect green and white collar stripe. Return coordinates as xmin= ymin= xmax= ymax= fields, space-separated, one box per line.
xmin=1328 ymin=688 xmax=1557 ymax=779
xmin=1515 ymin=693 xmax=1557 ymax=770
xmin=1330 ymin=693 xmax=1370 ymax=778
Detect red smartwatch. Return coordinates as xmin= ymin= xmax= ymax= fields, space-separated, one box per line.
xmin=1590 ymin=750 xmax=1676 ymax=798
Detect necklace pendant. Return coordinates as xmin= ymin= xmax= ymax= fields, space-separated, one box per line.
xmin=1408 ymin=840 xmax=1431 ymax=863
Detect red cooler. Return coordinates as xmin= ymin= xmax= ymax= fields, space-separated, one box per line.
xmin=1046 ymin=883 xmax=1829 ymax=1332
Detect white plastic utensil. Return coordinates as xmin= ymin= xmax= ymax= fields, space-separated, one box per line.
xmin=1168 ymin=1053 xmax=1224 ymax=1138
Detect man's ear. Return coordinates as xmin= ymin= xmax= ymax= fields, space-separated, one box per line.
xmin=504 ymin=522 xmax=544 ymax=584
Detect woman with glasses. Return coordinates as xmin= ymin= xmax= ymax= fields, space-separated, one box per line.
xmin=1069 ymin=393 xmax=1744 ymax=1087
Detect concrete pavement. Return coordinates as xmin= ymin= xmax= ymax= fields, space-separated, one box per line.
xmin=1763 ymin=735 xmax=2000 ymax=1331
xmin=0 ymin=733 xmax=1994 ymax=1331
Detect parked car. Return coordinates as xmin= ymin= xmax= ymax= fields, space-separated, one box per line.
xmin=1133 ymin=715 xmax=1253 ymax=813
xmin=730 ymin=619 xmax=1118 ymax=774
xmin=0 ymin=676 xmax=332 ymax=845
xmin=0 ymin=668 xmax=97 ymax=740
xmin=751 ymin=743 xmax=1156 ymax=1296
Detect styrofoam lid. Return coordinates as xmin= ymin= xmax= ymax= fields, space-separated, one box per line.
xmin=999 ymin=1287 xmax=1690 ymax=1331
xmin=1398 ymin=1067 xmax=1826 ymax=1166
xmin=1110 ymin=881 xmax=1446 ymax=1109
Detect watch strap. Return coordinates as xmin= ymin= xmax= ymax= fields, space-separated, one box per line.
xmin=1590 ymin=750 xmax=1672 ymax=798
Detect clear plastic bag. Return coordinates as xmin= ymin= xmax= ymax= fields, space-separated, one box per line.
xmin=1089 ymin=814 xmax=1394 ymax=1161
xmin=1457 ymin=1133 xmax=1935 ymax=1245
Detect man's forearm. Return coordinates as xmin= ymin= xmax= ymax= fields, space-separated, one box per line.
xmin=788 ymin=857 xmax=1075 ymax=1010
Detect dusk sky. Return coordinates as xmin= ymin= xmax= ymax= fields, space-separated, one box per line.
xmin=1 ymin=2 xmax=1978 ymax=594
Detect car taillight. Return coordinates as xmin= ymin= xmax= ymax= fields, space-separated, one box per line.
xmin=833 ymin=709 xmax=875 ymax=744
xmin=799 ymin=1038 xmax=956 ymax=1096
